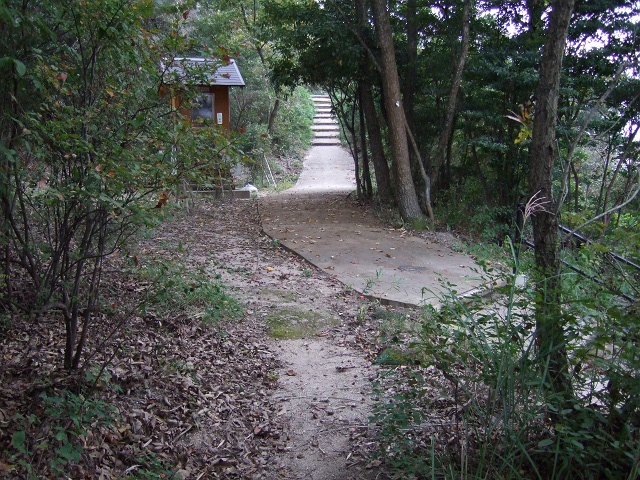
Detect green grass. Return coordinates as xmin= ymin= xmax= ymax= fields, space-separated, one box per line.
xmin=138 ymin=259 xmax=243 ymax=326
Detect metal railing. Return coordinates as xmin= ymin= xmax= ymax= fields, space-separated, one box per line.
xmin=513 ymin=204 xmax=637 ymax=302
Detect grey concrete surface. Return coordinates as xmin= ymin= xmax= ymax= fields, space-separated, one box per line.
xmin=260 ymin=145 xmax=489 ymax=307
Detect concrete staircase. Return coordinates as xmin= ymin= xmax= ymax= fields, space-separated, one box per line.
xmin=311 ymin=94 xmax=341 ymax=146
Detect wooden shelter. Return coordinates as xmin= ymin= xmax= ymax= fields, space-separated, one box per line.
xmin=163 ymin=57 xmax=245 ymax=130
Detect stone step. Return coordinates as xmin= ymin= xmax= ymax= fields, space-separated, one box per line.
xmin=314 ymin=118 xmax=338 ymax=125
xmin=312 ymin=138 xmax=341 ymax=146
xmin=314 ymin=131 xmax=339 ymax=138
xmin=313 ymin=117 xmax=336 ymax=123
xmin=311 ymin=95 xmax=339 ymax=146
xmin=312 ymin=124 xmax=339 ymax=131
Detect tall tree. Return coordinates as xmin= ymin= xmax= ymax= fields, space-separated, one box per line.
xmin=355 ymin=0 xmax=392 ymax=203
xmin=430 ymin=0 xmax=471 ymax=191
xmin=528 ymin=0 xmax=576 ymax=398
xmin=370 ymin=0 xmax=424 ymax=222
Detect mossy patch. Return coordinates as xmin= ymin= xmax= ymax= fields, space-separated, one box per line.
xmin=260 ymin=288 xmax=300 ymax=303
xmin=266 ymin=307 xmax=333 ymax=339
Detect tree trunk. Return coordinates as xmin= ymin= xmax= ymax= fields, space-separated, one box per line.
xmin=602 ymin=124 xmax=639 ymax=225
xmin=403 ymin=0 xmax=418 ymax=131
xmin=528 ymin=0 xmax=575 ymax=400
xmin=431 ymin=0 xmax=470 ymax=192
xmin=570 ymin=161 xmax=579 ymax=212
xmin=355 ymin=0 xmax=392 ymax=204
xmin=360 ymin=82 xmax=393 ymax=203
xmin=370 ymin=0 xmax=424 ymax=222
xmin=240 ymin=3 xmax=282 ymax=136
xmin=267 ymin=98 xmax=280 ymax=135
xmin=359 ymin=94 xmax=373 ymax=197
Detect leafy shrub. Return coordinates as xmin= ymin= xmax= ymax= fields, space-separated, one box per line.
xmin=435 ymin=179 xmax=521 ymax=244
xmin=6 ymin=390 xmax=115 ymax=478
xmin=0 ymin=0 xmax=242 ymax=370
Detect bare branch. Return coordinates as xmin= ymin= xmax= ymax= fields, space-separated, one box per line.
xmin=563 ymin=181 xmax=640 ymax=241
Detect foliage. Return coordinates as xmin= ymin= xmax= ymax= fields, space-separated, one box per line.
xmin=261 ymin=0 xmax=639 ymax=242
xmin=233 ymin=84 xmax=314 ymax=160
xmin=138 ymin=257 xmax=243 ymax=327
xmin=372 ymin=242 xmax=640 ymax=479
xmin=0 ymin=0 xmax=242 ymax=369
xmin=188 ymin=0 xmax=315 ymax=174
xmin=5 ymin=389 xmax=115 ymax=478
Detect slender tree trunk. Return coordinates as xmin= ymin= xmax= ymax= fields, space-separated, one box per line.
xmin=570 ymin=161 xmax=579 ymax=212
xmin=349 ymin=96 xmax=363 ymax=198
xmin=360 ymin=82 xmax=393 ymax=203
xmin=596 ymin=141 xmax=614 ymax=215
xmin=528 ymin=0 xmax=575 ymax=400
xmin=352 ymin=129 xmax=362 ymax=199
xmin=355 ymin=0 xmax=392 ymax=203
xmin=431 ymin=0 xmax=470 ymax=192
xmin=403 ymin=0 xmax=418 ymax=131
xmin=370 ymin=0 xmax=423 ymax=222
xmin=602 ymin=124 xmax=639 ymax=225
xmin=240 ymin=3 xmax=282 ymax=136
xmin=267 ymin=98 xmax=280 ymax=135
xmin=359 ymin=94 xmax=373 ymax=197
xmin=471 ymin=142 xmax=493 ymax=208
xmin=329 ymin=88 xmax=363 ymax=197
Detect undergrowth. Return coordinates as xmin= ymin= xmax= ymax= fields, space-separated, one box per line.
xmin=4 ymin=383 xmax=174 ymax=479
xmin=371 ymin=241 xmax=640 ymax=479
xmin=138 ymin=258 xmax=243 ymax=327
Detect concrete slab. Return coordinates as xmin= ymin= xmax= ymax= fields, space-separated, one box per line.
xmin=260 ymin=143 xmax=489 ymax=307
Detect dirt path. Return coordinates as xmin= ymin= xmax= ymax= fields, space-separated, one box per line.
xmin=136 ymin=195 xmax=381 ymax=478
xmin=250 ymin=145 xmax=381 ymax=478
xmin=272 ymin=340 xmax=375 ymax=479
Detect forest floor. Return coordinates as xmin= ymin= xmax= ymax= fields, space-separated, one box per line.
xmin=129 ymin=197 xmax=388 ymax=479
xmin=0 ymin=195 xmax=393 ymax=479
xmin=0 ymin=145 xmax=477 ymax=479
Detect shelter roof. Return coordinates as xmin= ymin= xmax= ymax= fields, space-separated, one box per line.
xmin=165 ymin=57 xmax=245 ymax=87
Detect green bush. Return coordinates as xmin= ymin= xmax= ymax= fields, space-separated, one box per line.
xmin=435 ymin=179 xmax=520 ymax=244
xmin=7 ymin=390 xmax=115 ymax=478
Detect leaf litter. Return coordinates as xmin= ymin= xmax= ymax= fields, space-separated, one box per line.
xmin=0 ymin=197 xmax=386 ymax=479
